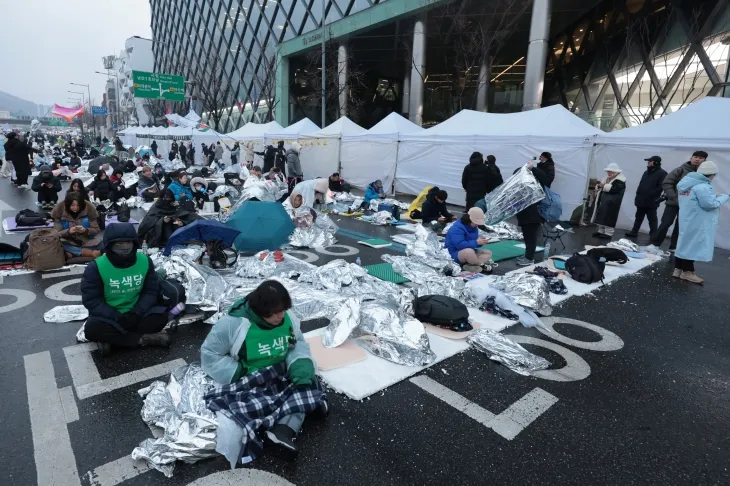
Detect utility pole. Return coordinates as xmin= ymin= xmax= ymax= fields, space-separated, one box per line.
xmin=321 ymin=0 xmax=326 ymax=127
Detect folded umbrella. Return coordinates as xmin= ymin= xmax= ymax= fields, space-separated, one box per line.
xmin=225 ymin=201 xmax=295 ymax=252
xmin=163 ymin=219 xmax=242 ymax=256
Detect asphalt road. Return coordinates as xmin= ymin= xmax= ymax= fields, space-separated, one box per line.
xmin=1 ymin=180 xmax=729 ymax=486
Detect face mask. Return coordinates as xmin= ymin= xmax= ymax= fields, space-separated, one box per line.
xmin=112 ymin=242 xmax=134 ymax=256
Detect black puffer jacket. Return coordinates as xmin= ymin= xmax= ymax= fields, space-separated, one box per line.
xmin=536 ymin=159 xmax=555 ymax=188
xmin=462 ymin=153 xmax=490 ymax=208
xmin=88 ymin=175 xmax=115 ymax=201
xmin=421 ymin=188 xmax=454 ymax=224
xmin=4 ymin=136 xmax=35 ymax=177
xmin=634 ymin=166 xmax=667 ymax=208
xmin=515 ymin=166 xmax=550 ymax=226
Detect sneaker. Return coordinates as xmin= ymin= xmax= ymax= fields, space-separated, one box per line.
xmin=672 ymin=268 xmax=681 ymax=278
xmin=462 ymin=264 xmax=483 ymax=273
xmin=516 ymin=257 xmax=534 ymax=267
xmin=680 ymin=271 xmax=704 ymax=284
xmin=19 ymin=184 xmax=31 ymax=189
xmin=625 ymin=231 xmax=638 ymax=238
xmin=265 ymin=424 xmax=298 ymax=460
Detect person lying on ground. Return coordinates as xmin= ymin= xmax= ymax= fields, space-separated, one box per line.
xmin=444 ymin=207 xmax=492 ymax=273
xmin=137 ymin=189 xmax=199 ymax=248
xmin=32 ymin=165 xmax=62 ymax=209
xmin=51 ymin=191 xmax=103 ymax=259
xmin=421 ymin=188 xmax=457 ymax=226
xmin=201 ymin=280 xmax=327 ymax=459
xmin=364 ymin=179 xmax=386 ymax=205
xmin=81 ymin=222 xmax=174 ymax=355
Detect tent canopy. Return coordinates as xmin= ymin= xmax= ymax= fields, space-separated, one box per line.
xmin=266 ymin=117 xmax=320 ymax=139
xmin=227 ymin=120 xmax=283 ymax=140
xmin=344 ymin=112 xmax=423 ymax=141
xmin=301 ymin=116 xmax=365 ymax=138
xmin=595 ymin=97 xmax=730 ymax=149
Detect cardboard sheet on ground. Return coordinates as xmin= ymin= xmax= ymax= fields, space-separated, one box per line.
xmin=3 ymin=218 xmax=53 ymax=232
xmin=305 ymin=336 xmax=367 ymax=371
xmin=304 ymin=307 xmax=513 ymax=400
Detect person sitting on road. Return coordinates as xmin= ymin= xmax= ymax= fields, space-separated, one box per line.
xmin=31 ymin=164 xmax=62 ymax=209
xmin=364 ymin=179 xmax=386 ymax=206
xmin=81 ymin=223 xmax=175 ymax=355
xmin=201 ymin=280 xmax=327 ymax=459
xmin=137 ymin=189 xmax=199 ymax=248
xmin=421 ymin=188 xmax=457 ymax=227
xmin=68 ymin=178 xmax=90 ymax=201
xmin=51 ymin=191 xmax=103 ymax=259
xmin=444 ymin=207 xmax=492 ymax=273
xmin=190 ymin=176 xmax=210 ymax=209
xmin=168 ymin=170 xmax=194 ymax=201
xmin=328 ymin=172 xmax=351 ymax=193
xmin=88 ymin=169 xmax=115 ymax=202
xmin=109 ymin=168 xmax=128 ymax=201
xmin=68 ymin=151 xmax=82 ymax=170
xmin=249 ymin=165 xmax=263 ymax=180
xmin=137 ymin=165 xmax=161 ymax=201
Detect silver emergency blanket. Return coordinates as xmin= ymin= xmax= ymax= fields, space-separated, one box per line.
xmin=371 ymin=210 xmax=393 ymax=225
xmin=76 ymin=323 xmax=88 ymax=343
xmin=132 ymin=363 xmax=217 ymax=477
xmin=160 ymin=158 xmax=186 ymax=171
xmin=381 ymin=254 xmax=472 ymax=305
xmin=236 ymin=178 xmax=288 ymax=205
xmin=406 ymin=225 xmax=461 ymax=275
xmin=481 ymin=165 xmax=545 ymax=224
xmin=482 ymin=272 xmax=552 ymax=316
xmin=607 ymin=238 xmax=639 ymax=253
xmin=468 ymin=329 xmax=551 ymax=376
xmin=465 ymin=279 xmax=544 ymax=329
xmin=151 ymin=254 xmax=229 ymax=307
xmin=350 ymin=197 xmax=364 ymax=211
xmin=211 ymin=184 xmax=241 ymax=200
xmin=483 ymin=221 xmax=524 ymax=241
xmin=640 ymin=245 xmax=670 ymax=257
xmin=369 ymin=198 xmax=409 ymax=212
xmin=287 ymin=207 xmax=338 ymax=248
xmin=44 ymin=305 xmax=88 ymax=323
xmin=234 ymin=251 xmax=315 ymax=279
xmin=333 ymin=191 xmax=356 ymax=202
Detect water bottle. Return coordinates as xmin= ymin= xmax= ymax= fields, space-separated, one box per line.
xmin=141 ymin=240 xmax=148 ymax=255
xmin=355 ymin=257 xmax=362 ymax=266
xmin=544 ymin=241 xmax=551 ymax=257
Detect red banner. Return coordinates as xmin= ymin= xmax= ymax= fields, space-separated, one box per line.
xmin=51 ymin=104 xmax=85 ymax=122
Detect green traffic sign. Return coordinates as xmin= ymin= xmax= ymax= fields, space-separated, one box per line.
xmin=47 ymin=119 xmax=69 ymax=127
xmin=132 ymin=70 xmax=185 ymax=101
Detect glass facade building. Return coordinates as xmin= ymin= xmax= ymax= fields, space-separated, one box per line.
xmin=149 ymin=0 xmax=730 ymax=132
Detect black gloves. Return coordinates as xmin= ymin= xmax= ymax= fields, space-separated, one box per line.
xmin=118 ymin=312 xmax=141 ymax=330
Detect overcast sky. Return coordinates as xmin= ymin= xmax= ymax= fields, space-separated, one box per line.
xmin=0 ymin=0 xmax=152 ymax=109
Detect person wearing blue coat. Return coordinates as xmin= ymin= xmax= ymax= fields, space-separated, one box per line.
xmin=444 ymin=207 xmax=492 ymax=272
xmin=168 ymin=170 xmax=194 ymax=201
xmin=674 ymin=161 xmax=729 ymax=284
xmin=363 ymin=179 xmax=385 ymax=206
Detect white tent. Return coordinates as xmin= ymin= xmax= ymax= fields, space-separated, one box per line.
xmin=118 ymin=126 xmax=141 ymax=146
xmin=341 ymin=112 xmax=424 ymax=191
xmin=192 ymin=128 xmax=227 ymax=165
xmin=264 ymin=117 xmax=320 ymax=145
xmin=594 ymin=97 xmax=730 ymax=249
xmin=299 ymin=116 xmax=366 ymax=179
xmin=227 ymin=121 xmax=283 ymax=167
xmin=396 ymin=105 xmax=601 ymax=214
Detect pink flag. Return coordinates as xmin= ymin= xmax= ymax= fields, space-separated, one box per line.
xmin=51 ymin=104 xmax=85 ymax=122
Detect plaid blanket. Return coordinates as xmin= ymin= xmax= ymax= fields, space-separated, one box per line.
xmin=204 ymin=362 xmax=325 ymax=461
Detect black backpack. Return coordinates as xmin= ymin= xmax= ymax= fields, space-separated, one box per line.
xmin=15 ymin=209 xmax=49 ymax=227
xmin=159 ymin=278 xmax=186 ymax=309
xmin=587 ymin=247 xmax=628 ymax=264
xmin=566 ymin=253 xmax=605 ymax=284
xmin=117 ymin=202 xmax=131 ymax=223
xmin=206 ymin=239 xmax=238 ymax=269
xmin=413 ymin=295 xmax=472 ymax=331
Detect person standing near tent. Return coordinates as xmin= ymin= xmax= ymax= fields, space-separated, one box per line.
xmin=650 ymin=150 xmax=707 ymax=251
xmin=179 ymin=142 xmax=188 ymax=166
xmin=673 ymin=161 xmax=728 ymax=284
xmin=0 ymin=132 xmax=8 ymax=178
xmin=625 ymin=156 xmax=667 ymax=238
xmin=485 ymin=155 xmax=503 ymax=193
xmin=462 ymin=152 xmax=490 ymax=210
xmin=4 ymin=132 xmax=37 ymax=188
xmin=187 ymin=142 xmax=195 ymax=165
xmin=214 ymin=141 xmax=224 ymax=169
xmin=151 ymin=140 xmax=159 ymax=157
xmin=229 ymin=142 xmax=240 ymax=166
xmin=536 ymin=152 xmax=555 ymax=188
xmin=515 ymin=163 xmax=551 ymax=266
xmin=592 ymin=163 xmax=626 ymax=240
xmin=275 ymin=140 xmax=287 ymax=177
xmin=244 ymin=142 xmax=255 ymax=169
xmin=286 ymin=142 xmax=303 ymax=193
xmin=255 ymin=144 xmax=278 ymax=172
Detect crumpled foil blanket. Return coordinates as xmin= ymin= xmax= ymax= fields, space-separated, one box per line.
xmin=481 ymin=165 xmax=545 ymax=224
xmin=468 ymin=329 xmax=551 ymax=375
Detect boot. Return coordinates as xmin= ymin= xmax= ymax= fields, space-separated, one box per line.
xmin=138 ymin=332 xmax=172 ymax=347
xmin=265 ymin=424 xmax=298 ymax=460
xmin=672 ymin=268 xmax=681 ymax=278
xmin=679 ymin=271 xmax=704 ymax=284
xmin=625 ymin=230 xmax=638 ymax=237
xmin=81 ymin=248 xmax=102 ymax=258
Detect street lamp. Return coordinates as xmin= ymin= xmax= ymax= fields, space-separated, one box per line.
xmin=94 ymin=70 xmax=124 ymax=129
xmin=70 ymin=82 xmax=96 ymax=139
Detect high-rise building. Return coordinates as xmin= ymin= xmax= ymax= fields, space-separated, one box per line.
xmin=149 ymin=0 xmax=730 ymax=132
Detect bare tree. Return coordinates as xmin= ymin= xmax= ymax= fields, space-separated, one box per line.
xmin=418 ymin=0 xmax=531 ymax=119
xmin=187 ymin=55 xmax=234 ymax=131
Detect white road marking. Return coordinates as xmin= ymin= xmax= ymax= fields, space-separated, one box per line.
xmin=44 ymin=278 xmax=82 ymax=302
xmin=314 ymin=244 xmax=359 ymax=256
xmin=506 ymin=335 xmax=592 ymax=382
xmin=24 ymin=351 xmax=81 ymax=486
xmin=285 ymin=249 xmax=320 ymax=263
xmin=75 ymin=359 xmax=187 ymax=399
xmin=85 ymin=456 xmax=150 ymax=486
xmin=58 ymin=386 xmax=79 ymax=423
xmin=63 ymin=343 xmax=102 ymax=388
xmin=409 ymin=375 xmax=558 ymax=440
xmin=539 ymin=317 xmax=624 ymax=352
xmin=0 ymin=288 xmax=36 ymax=313
xmin=41 ymin=266 xmax=86 ymax=279
xmin=0 ymin=199 xmax=15 ymax=211
xmin=186 ymin=469 xmax=295 ymax=485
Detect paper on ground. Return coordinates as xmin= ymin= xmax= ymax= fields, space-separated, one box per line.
xmin=305 ymin=307 xmax=514 ymax=400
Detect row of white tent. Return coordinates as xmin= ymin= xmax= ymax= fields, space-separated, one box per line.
xmin=120 ymin=97 xmax=730 ymax=249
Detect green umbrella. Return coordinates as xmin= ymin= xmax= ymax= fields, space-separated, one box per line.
xmin=225 ymin=201 xmax=295 ymax=252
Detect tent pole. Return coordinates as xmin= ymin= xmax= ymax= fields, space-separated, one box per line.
xmin=581 ymin=140 xmax=598 ymax=226
xmin=391 ymin=139 xmax=400 ymax=197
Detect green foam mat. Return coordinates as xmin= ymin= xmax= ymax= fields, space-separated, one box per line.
xmin=480 ymin=240 xmax=528 ymax=262
xmin=363 ymin=263 xmax=410 ymax=284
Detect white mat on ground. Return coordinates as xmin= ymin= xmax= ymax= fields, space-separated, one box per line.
xmin=304 ymin=307 xmax=514 ymax=400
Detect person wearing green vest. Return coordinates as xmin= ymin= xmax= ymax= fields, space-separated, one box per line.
xmin=201 ymin=280 xmax=326 ymax=459
xmin=82 ymin=222 xmax=172 ymax=355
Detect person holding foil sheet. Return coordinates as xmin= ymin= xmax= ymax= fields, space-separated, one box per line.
xmin=514 ymin=162 xmax=551 ymax=266
xmin=201 ymin=280 xmax=328 ymax=460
